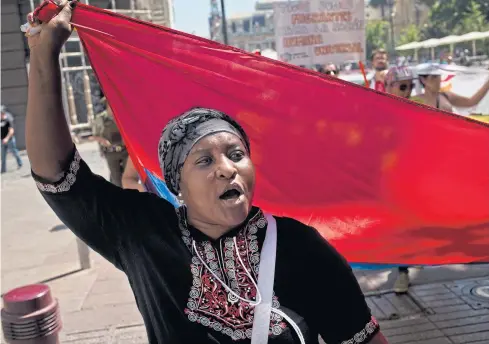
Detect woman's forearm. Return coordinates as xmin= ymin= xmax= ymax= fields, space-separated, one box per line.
xmin=470 ymin=79 xmax=489 ymax=106
xmin=26 ymin=49 xmax=74 ymax=182
xmin=450 ymin=78 xmax=489 ymax=108
xmin=122 ymin=157 xmax=145 ymax=191
xmin=122 ymin=176 xmax=145 ymax=192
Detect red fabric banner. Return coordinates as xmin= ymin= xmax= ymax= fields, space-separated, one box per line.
xmin=37 ymin=2 xmax=489 ymax=266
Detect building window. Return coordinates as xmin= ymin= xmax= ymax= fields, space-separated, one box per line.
xmin=243 ymin=19 xmax=250 ymax=32
xmin=253 ymin=15 xmax=265 ymax=28
xmin=236 ymin=20 xmax=244 ymax=33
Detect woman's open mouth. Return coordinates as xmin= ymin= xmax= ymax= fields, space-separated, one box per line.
xmin=219 ymin=189 xmax=241 ymax=199
xmin=219 ymin=186 xmax=244 ymax=204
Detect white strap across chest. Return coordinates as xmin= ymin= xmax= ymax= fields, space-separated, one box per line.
xmin=251 ymin=214 xmax=277 ymax=344
xmin=191 ymin=212 xmax=304 ymax=344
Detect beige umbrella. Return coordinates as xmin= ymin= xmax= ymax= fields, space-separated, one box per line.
xmin=419 ymin=38 xmax=441 ymax=60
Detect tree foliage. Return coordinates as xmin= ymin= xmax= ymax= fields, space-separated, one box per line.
xmin=421 ymin=0 xmax=489 ymax=38
xmin=366 ymin=20 xmax=389 ymax=58
xmin=398 ymin=24 xmax=422 ymax=46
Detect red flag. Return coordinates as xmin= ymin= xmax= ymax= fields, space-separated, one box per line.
xmin=37 ymin=2 xmax=489 ymax=266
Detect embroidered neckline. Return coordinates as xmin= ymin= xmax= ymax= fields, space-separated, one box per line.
xmin=35 ymin=150 xmax=81 ymax=193
xmin=176 ymin=206 xmax=261 ymax=244
xmin=176 ymin=208 xmax=287 ymax=340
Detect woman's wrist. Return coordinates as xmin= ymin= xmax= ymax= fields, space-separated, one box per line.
xmin=29 ymin=44 xmax=61 ymax=61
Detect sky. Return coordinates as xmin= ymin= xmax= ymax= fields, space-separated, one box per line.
xmin=173 ymin=0 xmax=257 ymax=38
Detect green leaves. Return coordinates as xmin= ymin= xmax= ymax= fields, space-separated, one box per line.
xmin=366 ymin=20 xmax=389 ymax=58
xmin=422 ymin=0 xmax=489 ymax=38
xmin=398 ymin=25 xmax=422 ymax=46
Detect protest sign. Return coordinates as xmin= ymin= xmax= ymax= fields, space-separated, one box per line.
xmin=273 ymin=0 xmax=365 ymax=66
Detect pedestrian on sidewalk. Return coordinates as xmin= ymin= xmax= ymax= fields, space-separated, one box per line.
xmin=24 ymin=2 xmax=389 ymax=343
xmin=90 ymin=97 xmax=128 ymax=187
xmin=1 ymin=105 xmax=23 ymax=173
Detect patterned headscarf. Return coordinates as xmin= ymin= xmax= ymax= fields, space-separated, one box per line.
xmin=158 ymin=108 xmax=251 ymax=195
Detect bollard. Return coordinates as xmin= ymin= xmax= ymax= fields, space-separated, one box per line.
xmin=1 ymin=284 xmax=61 ymax=344
xmin=76 ymin=237 xmax=91 ymax=270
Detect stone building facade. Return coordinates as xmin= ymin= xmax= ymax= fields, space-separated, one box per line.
xmin=1 ymin=0 xmax=174 ymax=149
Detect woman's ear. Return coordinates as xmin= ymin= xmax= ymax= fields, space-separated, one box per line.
xmin=177 ymin=192 xmax=185 ymax=206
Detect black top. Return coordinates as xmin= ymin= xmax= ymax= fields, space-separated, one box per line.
xmin=1 ymin=114 xmax=13 ymax=140
xmin=33 ymin=147 xmax=380 ymax=344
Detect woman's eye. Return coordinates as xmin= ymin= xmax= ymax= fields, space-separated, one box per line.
xmin=196 ymin=157 xmax=212 ymax=165
xmin=230 ymin=150 xmax=244 ymax=161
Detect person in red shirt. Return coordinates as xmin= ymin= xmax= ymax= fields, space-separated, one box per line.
xmin=369 ymin=49 xmax=389 ymax=92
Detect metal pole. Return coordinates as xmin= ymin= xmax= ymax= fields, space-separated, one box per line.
xmin=74 ymin=1 xmax=93 ymax=268
xmin=59 ymin=55 xmax=71 ymax=128
xmin=388 ymin=0 xmax=395 ymax=53
xmin=130 ymin=0 xmax=135 ymax=18
xmin=61 ymin=46 xmax=79 ymax=125
xmin=76 ymin=237 xmax=91 ymax=269
xmin=220 ymin=0 xmax=228 ymax=45
xmin=78 ymin=44 xmax=94 ymax=124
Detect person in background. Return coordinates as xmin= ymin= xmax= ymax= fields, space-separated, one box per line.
xmin=90 ymin=97 xmax=128 ymax=187
xmin=1 ymin=105 xmax=23 ymax=173
xmin=384 ymin=66 xmax=414 ymax=100
xmin=323 ymin=63 xmax=339 ymax=78
xmin=384 ymin=66 xmax=416 ymax=294
xmin=440 ymin=52 xmax=454 ymax=65
xmin=122 ymin=157 xmax=145 ymax=192
xmin=412 ymin=63 xmax=489 ymax=113
xmin=370 ymin=49 xmax=389 ymax=92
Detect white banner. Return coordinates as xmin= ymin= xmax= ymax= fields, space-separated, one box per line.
xmin=273 ymin=0 xmax=365 ymax=66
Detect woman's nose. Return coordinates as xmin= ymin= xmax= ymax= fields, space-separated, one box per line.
xmin=215 ymin=157 xmax=237 ymax=179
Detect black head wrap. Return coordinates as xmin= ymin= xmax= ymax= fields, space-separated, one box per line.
xmin=158 ymin=108 xmax=250 ymax=195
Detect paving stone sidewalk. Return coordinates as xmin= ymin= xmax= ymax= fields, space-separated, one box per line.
xmin=56 ymin=275 xmax=489 ymax=344
xmin=2 ymin=142 xmax=488 ymax=343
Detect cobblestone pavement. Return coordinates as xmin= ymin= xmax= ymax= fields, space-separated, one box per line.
xmin=2 ymin=142 xmax=488 ymax=343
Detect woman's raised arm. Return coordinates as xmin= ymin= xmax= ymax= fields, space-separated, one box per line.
xmin=24 ymin=1 xmax=177 ymax=266
xmin=26 ymin=0 xmax=76 ymax=181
